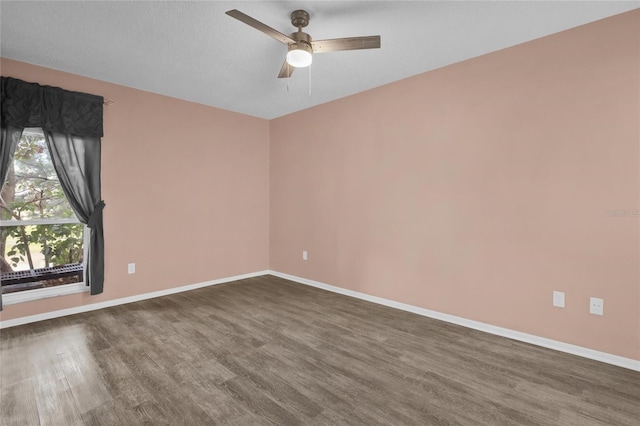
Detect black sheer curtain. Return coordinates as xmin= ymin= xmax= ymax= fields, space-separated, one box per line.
xmin=45 ymin=132 xmax=105 ymax=295
xmin=0 ymin=124 xmax=24 ymax=311
xmin=0 ymin=125 xmax=22 ymax=183
xmin=0 ymin=77 xmax=105 ymax=309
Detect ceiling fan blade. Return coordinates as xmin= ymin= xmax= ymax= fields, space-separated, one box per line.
xmin=311 ymin=36 xmax=381 ymax=53
xmin=278 ymin=60 xmax=295 ymax=79
xmin=226 ymin=9 xmax=294 ymax=44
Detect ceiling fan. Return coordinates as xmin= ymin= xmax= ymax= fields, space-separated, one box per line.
xmin=226 ymin=9 xmax=381 ymax=78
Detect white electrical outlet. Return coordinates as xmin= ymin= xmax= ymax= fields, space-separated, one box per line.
xmin=128 ymin=263 xmax=136 ymax=274
xmin=589 ymin=297 xmax=604 ymax=316
xmin=553 ymin=291 xmax=565 ymax=308
xmin=302 ymin=250 xmax=308 ymax=261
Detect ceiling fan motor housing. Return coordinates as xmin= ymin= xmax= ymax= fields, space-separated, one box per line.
xmin=289 ymin=31 xmax=313 ymax=53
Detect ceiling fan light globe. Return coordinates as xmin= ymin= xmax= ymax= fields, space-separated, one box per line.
xmin=286 ymin=48 xmax=313 ymax=68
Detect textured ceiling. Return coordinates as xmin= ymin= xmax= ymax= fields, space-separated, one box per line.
xmin=1 ymin=1 xmax=637 ymax=119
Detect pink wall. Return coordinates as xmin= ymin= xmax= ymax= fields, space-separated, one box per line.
xmin=0 ymin=58 xmax=270 ymax=321
xmin=270 ymin=11 xmax=640 ymax=360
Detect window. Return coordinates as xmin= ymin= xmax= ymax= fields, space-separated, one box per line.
xmin=1 ymin=76 xmax=106 ymax=310
xmin=0 ymin=128 xmax=88 ymax=302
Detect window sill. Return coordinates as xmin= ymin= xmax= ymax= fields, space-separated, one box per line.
xmin=2 ymin=282 xmax=89 ymax=305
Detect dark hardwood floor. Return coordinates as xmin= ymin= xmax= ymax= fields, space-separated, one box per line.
xmin=1 ymin=275 xmax=638 ymax=425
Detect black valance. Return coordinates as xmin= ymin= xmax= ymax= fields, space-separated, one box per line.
xmin=1 ymin=77 xmax=103 ymax=138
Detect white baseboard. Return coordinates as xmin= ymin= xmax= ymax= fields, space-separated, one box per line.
xmin=0 ymin=270 xmax=270 ymax=329
xmin=269 ymin=270 xmax=640 ymax=372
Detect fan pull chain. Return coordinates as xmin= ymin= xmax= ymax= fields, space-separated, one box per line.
xmin=287 ymin=62 xmax=290 ymax=92
xmin=308 ymin=64 xmax=311 ymax=97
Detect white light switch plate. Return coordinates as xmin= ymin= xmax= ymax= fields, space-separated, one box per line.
xmin=128 ymin=263 xmax=136 ymax=274
xmin=302 ymin=251 xmax=308 ymax=261
xmin=590 ymin=297 xmax=603 ymax=316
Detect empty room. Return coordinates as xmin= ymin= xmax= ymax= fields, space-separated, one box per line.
xmin=0 ymin=1 xmax=638 ymax=425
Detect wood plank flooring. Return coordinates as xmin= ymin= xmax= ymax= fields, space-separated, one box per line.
xmin=1 ymin=275 xmax=639 ymax=425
